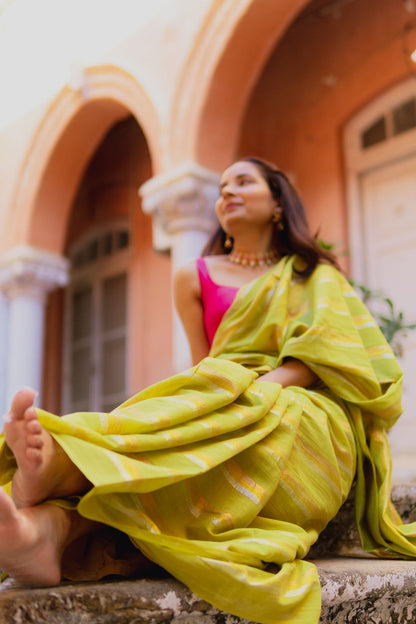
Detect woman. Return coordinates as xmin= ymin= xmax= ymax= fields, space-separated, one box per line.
xmin=0 ymin=157 xmax=414 ymax=624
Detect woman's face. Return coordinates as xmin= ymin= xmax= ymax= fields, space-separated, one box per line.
xmin=215 ymin=161 xmax=277 ymax=235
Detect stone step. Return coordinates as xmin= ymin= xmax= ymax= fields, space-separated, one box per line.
xmin=1 ymin=484 xmax=415 ymax=623
xmin=1 ymin=557 xmax=416 ymax=623
xmin=317 ymin=557 xmax=416 ymax=623
xmin=309 ymin=483 xmax=416 ymax=557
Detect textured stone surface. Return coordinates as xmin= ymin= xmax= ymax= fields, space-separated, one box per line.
xmin=1 ymin=559 xmax=416 ymax=624
xmin=0 ymin=577 xmax=220 ymax=624
xmin=317 ymin=558 xmax=416 ymax=624
xmin=1 ymin=485 xmax=416 ymax=623
xmin=392 ymin=484 xmax=416 ymax=522
xmin=309 ymin=484 xmax=416 ymax=558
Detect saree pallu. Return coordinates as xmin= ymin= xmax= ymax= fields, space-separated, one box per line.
xmin=1 ymin=255 xmax=415 ymax=624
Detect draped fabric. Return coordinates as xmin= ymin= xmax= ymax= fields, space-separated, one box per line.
xmin=1 ymin=255 xmax=415 ymax=624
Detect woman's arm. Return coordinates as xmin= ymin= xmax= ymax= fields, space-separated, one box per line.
xmin=173 ymin=259 xmax=210 ymax=366
xmin=259 ymin=358 xmax=318 ymax=388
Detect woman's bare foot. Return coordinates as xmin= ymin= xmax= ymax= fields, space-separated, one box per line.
xmin=4 ymin=388 xmax=90 ymax=508
xmin=0 ymin=487 xmax=66 ymax=586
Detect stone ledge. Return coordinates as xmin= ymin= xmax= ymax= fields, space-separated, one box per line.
xmin=309 ymin=483 xmax=416 ymax=557
xmin=1 ymin=576 xmax=214 ymax=624
xmin=1 ymin=558 xmax=416 ymax=624
xmin=317 ymin=557 xmax=416 ymax=623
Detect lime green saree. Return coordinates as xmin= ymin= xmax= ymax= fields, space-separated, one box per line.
xmin=1 ymin=255 xmax=414 ymax=624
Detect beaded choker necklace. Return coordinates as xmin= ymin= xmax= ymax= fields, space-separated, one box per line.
xmin=228 ymin=249 xmax=279 ymax=268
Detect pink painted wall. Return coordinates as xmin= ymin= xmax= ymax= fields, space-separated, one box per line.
xmin=42 ymin=288 xmax=65 ymax=413
xmin=188 ymin=0 xmax=308 ymax=171
xmin=239 ymin=0 xmax=413 ymax=268
xmin=42 ymin=115 xmax=172 ymax=412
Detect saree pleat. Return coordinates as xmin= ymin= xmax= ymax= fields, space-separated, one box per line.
xmin=1 ymin=255 xmax=414 ymax=624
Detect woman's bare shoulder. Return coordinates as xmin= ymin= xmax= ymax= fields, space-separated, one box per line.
xmin=175 ymin=255 xmax=228 ymax=278
xmin=174 ymin=257 xmax=200 ymax=293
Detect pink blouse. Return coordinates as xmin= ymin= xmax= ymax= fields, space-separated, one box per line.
xmin=196 ymin=257 xmax=239 ymax=346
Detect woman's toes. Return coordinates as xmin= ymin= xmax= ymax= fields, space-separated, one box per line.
xmin=26 ymin=417 xmax=42 ymax=435
xmin=24 ymin=406 xmax=40 ymax=425
xmin=10 ymin=388 xmax=37 ymax=420
xmin=27 ymin=433 xmax=43 ymax=449
xmin=26 ymin=447 xmax=42 ymax=463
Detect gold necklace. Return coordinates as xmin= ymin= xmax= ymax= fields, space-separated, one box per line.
xmin=228 ymin=249 xmax=279 ymax=268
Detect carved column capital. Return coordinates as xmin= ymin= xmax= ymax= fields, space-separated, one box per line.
xmin=0 ymin=245 xmax=69 ymax=300
xmin=139 ymin=161 xmax=220 ymax=251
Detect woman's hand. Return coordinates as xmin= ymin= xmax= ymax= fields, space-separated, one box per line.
xmin=259 ymin=358 xmax=318 ymax=388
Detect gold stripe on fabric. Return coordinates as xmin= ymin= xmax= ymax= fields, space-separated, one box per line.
xmin=222 ymin=459 xmax=266 ymax=506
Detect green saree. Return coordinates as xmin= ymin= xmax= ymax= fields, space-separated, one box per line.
xmin=1 ymin=255 xmax=415 ymax=624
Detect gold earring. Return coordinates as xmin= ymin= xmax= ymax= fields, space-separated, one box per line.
xmin=224 ymin=236 xmax=233 ymax=249
xmin=272 ymin=208 xmax=281 ymax=222
xmin=273 ymin=208 xmax=284 ymax=230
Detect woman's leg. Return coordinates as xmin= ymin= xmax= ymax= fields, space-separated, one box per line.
xmin=0 ymin=388 xmax=100 ymax=586
xmin=4 ymin=388 xmax=91 ymax=508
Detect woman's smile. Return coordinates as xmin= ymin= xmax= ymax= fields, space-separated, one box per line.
xmin=223 ymin=200 xmax=243 ymax=212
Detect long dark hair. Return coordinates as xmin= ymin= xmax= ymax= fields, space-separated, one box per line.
xmin=203 ymin=156 xmax=339 ymax=276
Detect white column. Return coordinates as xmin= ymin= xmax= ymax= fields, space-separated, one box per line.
xmin=0 ymin=291 xmax=9 ymax=414
xmin=0 ymin=245 xmax=69 ymax=409
xmin=140 ymin=162 xmax=220 ymax=371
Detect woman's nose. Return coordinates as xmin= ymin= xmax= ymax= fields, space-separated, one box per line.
xmin=221 ymin=183 xmax=236 ymax=197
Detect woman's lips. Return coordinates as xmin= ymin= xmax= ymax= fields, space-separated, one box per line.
xmin=224 ymin=201 xmax=243 ymax=212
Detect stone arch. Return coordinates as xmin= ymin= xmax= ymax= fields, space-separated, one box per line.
xmin=11 ymin=65 xmax=163 ymax=254
xmin=170 ymin=0 xmax=309 ymax=171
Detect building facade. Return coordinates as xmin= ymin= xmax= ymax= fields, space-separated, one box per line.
xmin=1 ymin=0 xmax=415 ymax=480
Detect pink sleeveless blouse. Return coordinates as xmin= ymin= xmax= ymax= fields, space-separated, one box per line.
xmin=196 ymin=257 xmax=239 ymax=346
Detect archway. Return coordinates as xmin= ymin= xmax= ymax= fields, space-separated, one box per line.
xmin=10 ymin=65 xmax=163 ymax=254
xmin=169 ymin=0 xmax=308 ymax=170
xmin=5 ymin=66 xmax=171 ymax=413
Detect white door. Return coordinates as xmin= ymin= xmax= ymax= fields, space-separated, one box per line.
xmin=361 ymin=154 xmax=416 ymax=480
